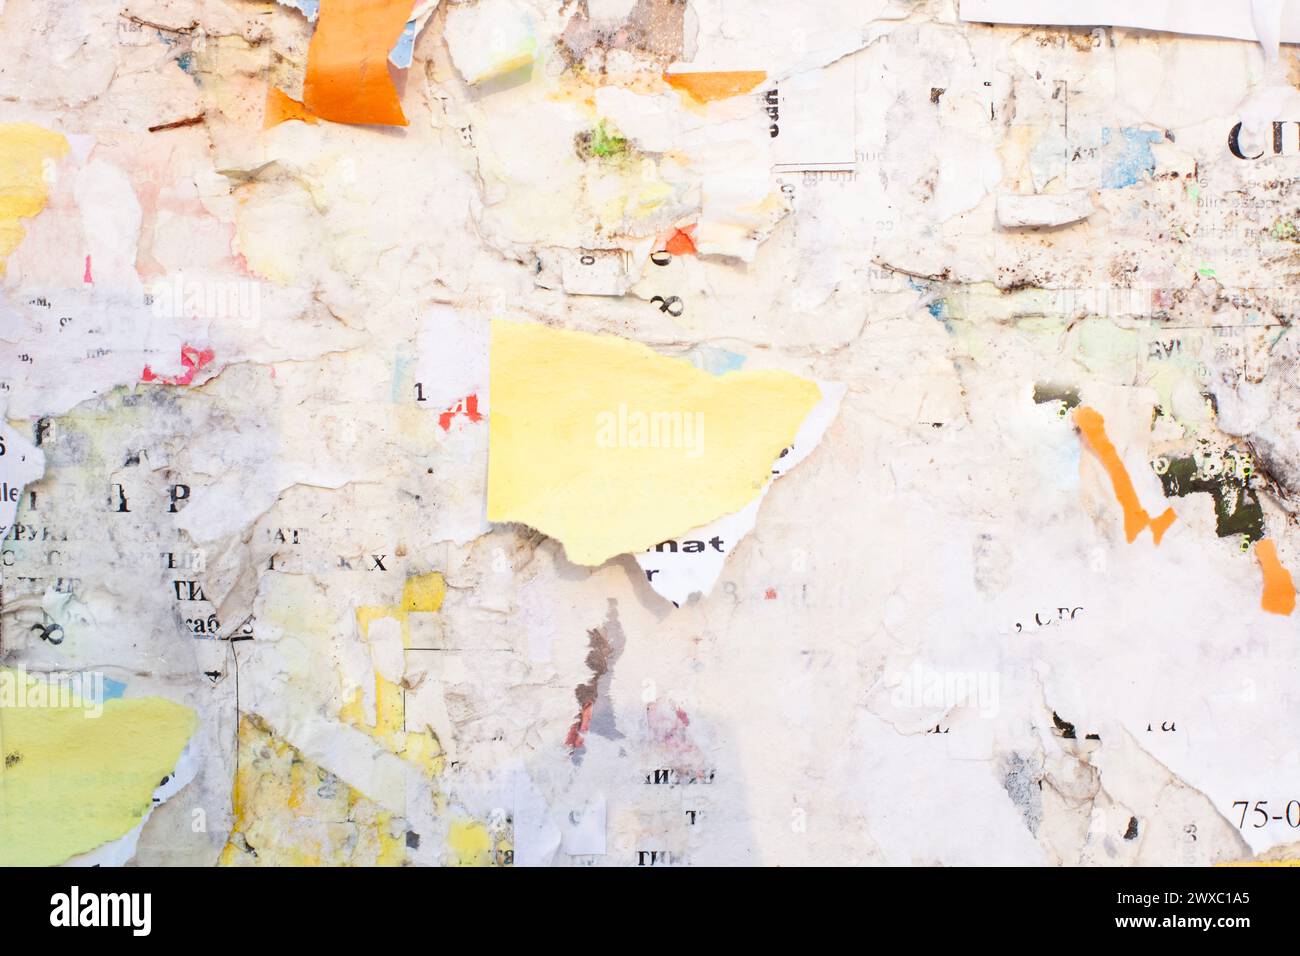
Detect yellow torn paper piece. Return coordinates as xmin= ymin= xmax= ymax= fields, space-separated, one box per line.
xmin=447 ymin=818 xmax=495 ymax=866
xmin=487 ymin=321 xmax=822 ymax=566
xmin=345 ymin=572 xmax=448 ymax=774
xmin=0 ymin=123 xmax=68 ymax=275
xmin=0 ymin=671 xmax=197 ymax=866
xmin=221 ymin=713 xmax=406 ymax=866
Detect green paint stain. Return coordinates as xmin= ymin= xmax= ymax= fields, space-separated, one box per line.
xmin=575 ymin=120 xmax=631 ymax=161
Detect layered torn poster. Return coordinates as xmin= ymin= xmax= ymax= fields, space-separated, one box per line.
xmin=1 ymin=0 xmax=1299 ymax=867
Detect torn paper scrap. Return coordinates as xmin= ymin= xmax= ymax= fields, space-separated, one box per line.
xmin=265 ymin=87 xmax=320 ymax=128
xmin=221 ymin=714 xmax=406 ymax=866
xmin=275 ymin=0 xmax=435 ymax=66
xmin=511 ymin=771 xmax=563 ymax=867
xmin=636 ymin=381 xmax=844 ymax=605
xmin=0 ymin=674 xmax=197 ymax=866
xmin=1254 ymin=0 xmax=1288 ymax=58
xmin=389 ymin=19 xmax=418 ymax=68
xmin=1074 ymin=406 xmax=1177 ymax=545
xmin=560 ymin=792 xmax=607 ymax=856
xmin=71 ymin=745 xmax=201 ymax=867
xmin=535 ymin=247 xmax=632 ymax=296
xmin=1255 ymin=539 xmax=1297 ymax=615
xmin=996 ymin=191 xmax=1094 ymax=228
xmin=486 ymin=320 xmax=823 ymax=566
xmin=0 ymin=417 xmax=44 ymax=542
xmin=445 ymin=0 xmax=538 ymax=85
xmin=456 ymin=22 xmax=789 ymax=263
xmin=278 ymin=0 xmax=321 ymax=20
xmin=960 ymin=0 xmax=1300 ymax=48
xmin=0 ymin=123 xmax=68 ymax=274
xmin=663 ymin=70 xmax=768 ymax=104
xmin=303 ymin=0 xmax=415 ymax=126
xmin=769 ymin=58 xmax=858 ymax=173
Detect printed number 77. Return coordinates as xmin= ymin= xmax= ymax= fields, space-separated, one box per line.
xmin=1232 ymin=801 xmax=1270 ymax=828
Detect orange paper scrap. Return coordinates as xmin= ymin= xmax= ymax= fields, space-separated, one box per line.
xmin=303 ymin=0 xmax=415 ymax=127
xmin=264 ymin=87 xmax=320 ymax=129
xmin=663 ymin=70 xmax=767 ymax=104
xmin=664 ymin=224 xmax=697 ymax=256
xmin=1255 ymin=539 xmax=1296 ymax=616
xmin=1073 ymin=406 xmax=1177 ymax=544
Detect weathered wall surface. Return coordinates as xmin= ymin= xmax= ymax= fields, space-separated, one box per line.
xmin=1 ymin=0 xmax=1297 ymax=866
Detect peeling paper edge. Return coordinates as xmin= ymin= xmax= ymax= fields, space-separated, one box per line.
xmin=62 ymin=741 xmax=200 ymax=867
xmin=959 ymin=0 xmax=1300 ymax=52
xmin=635 ymin=380 xmax=846 ymax=606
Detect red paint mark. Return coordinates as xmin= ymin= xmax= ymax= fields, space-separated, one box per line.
xmin=664 ymin=224 xmax=697 ymax=256
xmin=646 ymin=701 xmax=694 ymax=744
xmin=565 ymin=701 xmax=593 ymax=750
xmin=141 ymin=343 xmax=215 ymax=386
xmin=438 ymin=394 xmax=484 ymax=431
xmin=764 ymin=587 xmax=777 ymax=600
xmin=83 ymin=255 xmax=93 ymax=284
xmin=644 ymin=701 xmax=708 ymax=778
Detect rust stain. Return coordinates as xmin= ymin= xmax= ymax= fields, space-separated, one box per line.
xmin=148 ymin=113 xmax=206 ymax=133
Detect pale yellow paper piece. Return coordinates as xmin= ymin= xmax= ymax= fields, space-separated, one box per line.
xmin=0 ymin=123 xmax=68 ymax=274
xmin=220 ymin=714 xmax=406 ymax=866
xmin=0 ymin=671 xmax=198 ymax=866
xmin=487 ymin=320 xmax=823 ymax=566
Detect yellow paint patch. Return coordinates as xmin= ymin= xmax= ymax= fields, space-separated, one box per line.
xmin=221 ymin=714 xmax=405 ymax=866
xmin=1073 ymin=406 xmax=1176 ymax=544
xmin=347 ymin=572 xmax=448 ymax=774
xmin=447 ymin=818 xmax=494 ymax=866
xmin=487 ymin=321 xmax=822 ymax=566
xmin=0 ymin=671 xmax=196 ymax=866
xmin=664 ymin=71 xmax=767 ymax=104
xmin=400 ymin=571 xmax=446 ymax=613
xmin=1218 ymin=858 xmax=1300 ymax=866
xmin=1254 ymin=538 xmax=1296 ymax=616
xmin=0 ymin=123 xmax=69 ymax=274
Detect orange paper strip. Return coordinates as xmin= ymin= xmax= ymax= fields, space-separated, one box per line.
xmin=663 ymin=70 xmax=767 ymax=104
xmin=1073 ymin=406 xmax=1176 ymax=544
xmin=303 ymin=0 xmax=415 ymax=127
xmin=1255 ymin=538 xmax=1296 ymax=616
